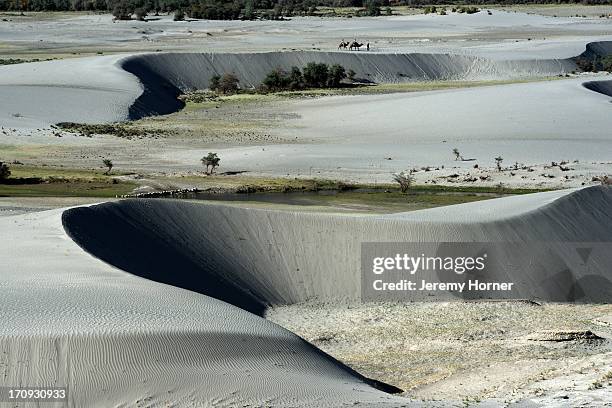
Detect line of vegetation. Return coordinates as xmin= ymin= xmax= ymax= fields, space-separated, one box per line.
xmin=0 ymin=58 xmax=55 ymax=65
xmin=54 ymin=122 xmax=166 ymax=139
xmin=575 ymin=55 xmax=612 ymax=73
xmin=261 ymin=62 xmax=353 ymax=91
xmin=206 ymin=62 xmax=357 ymax=96
xmin=423 ymin=5 xmax=479 ymax=14
xmin=3 ymin=0 xmax=607 ymax=20
xmin=0 ymin=162 xmax=135 ymax=197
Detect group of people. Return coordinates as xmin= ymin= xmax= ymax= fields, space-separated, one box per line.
xmin=338 ymin=39 xmax=370 ymax=51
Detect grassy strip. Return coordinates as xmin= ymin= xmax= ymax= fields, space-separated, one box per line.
xmin=158 ymin=174 xmax=550 ymax=195
xmin=0 ymin=165 xmax=136 ymax=197
xmin=0 ymin=182 xmax=135 ymax=197
xmin=181 ymin=77 xmax=565 ymax=108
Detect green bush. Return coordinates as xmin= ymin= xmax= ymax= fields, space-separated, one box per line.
xmin=112 ymin=1 xmax=133 ymax=19
xmin=327 ymin=64 xmax=347 ymax=87
xmin=134 ymin=7 xmax=147 ymax=20
xmin=303 ymin=62 xmax=329 ymax=88
xmin=0 ymin=162 xmax=10 ymax=180
xmin=602 ymin=56 xmax=612 ymax=72
xmin=173 ymin=9 xmax=185 ymax=20
xmin=261 ymin=63 xmax=351 ymax=91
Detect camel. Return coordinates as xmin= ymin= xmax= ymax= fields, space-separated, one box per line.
xmin=349 ymin=41 xmax=364 ymax=51
xmin=338 ymin=41 xmax=349 ymax=50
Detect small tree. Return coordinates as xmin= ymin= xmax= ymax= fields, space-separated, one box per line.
xmin=243 ymin=0 xmax=255 ymax=19
xmin=327 ymin=64 xmax=347 ymax=88
xmin=0 ymin=161 xmax=11 ymax=180
xmin=201 ymin=152 xmax=220 ymax=174
xmin=347 ymin=69 xmax=356 ymax=81
xmin=452 ymin=148 xmax=462 ymax=161
xmin=393 ymin=170 xmax=414 ymax=193
xmin=134 ymin=7 xmax=147 ymax=20
xmin=288 ymin=66 xmax=304 ymax=90
xmin=112 ymin=1 xmax=133 ymax=20
xmin=303 ymin=62 xmax=329 ymax=88
xmin=494 ymin=156 xmax=503 ymax=172
xmin=602 ymin=56 xmax=612 ymax=72
xmin=364 ymin=0 xmax=381 ymax=16
xmin=102 ymin=159 xmax=113 ymax=175
xmin=217 ymin=73 xmax=240 ymax=94
xmin=173 ymin=9 xmax=185 ymax=21
xmin=209 ymin=74 xmax=221 ymax=91
xmin=263 ymin=68 xmax=290 ymax=91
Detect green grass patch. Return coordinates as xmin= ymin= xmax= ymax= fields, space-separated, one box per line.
xmin=0 ymin=165 xmax=136 ymax=197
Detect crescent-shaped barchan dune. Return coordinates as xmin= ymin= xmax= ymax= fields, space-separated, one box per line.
xmin=1 ymin=186 xmax=612 ymax=406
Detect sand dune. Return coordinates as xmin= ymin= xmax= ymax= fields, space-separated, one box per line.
xmin=2 ymin=186 xmax=612 ymax=405
xmin=0 ymin=207 xmax=404 ymax=407
xmin=3 ymin=41 xmax=611 ymax=127
xmin=63 ymin=187 xmax=612 ymax=310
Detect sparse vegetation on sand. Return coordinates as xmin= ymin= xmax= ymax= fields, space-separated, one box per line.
xmin=267 ymin=301 xmax=612 ymax=400
xmin=0 ymin=57 xmax=55 ymax=65
xmin=55 ymin=122 xmax=166 ymax=139
xmin=575 ymin=54 xmax=612 ymax=73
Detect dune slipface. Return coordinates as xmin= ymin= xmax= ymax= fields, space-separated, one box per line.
xmin=0 ymin=207 xmax=404 ymax=407
xmin=62 ymin=187 xmax=612 ymax=311
xmin=1 ymin=187 xmax=612 ymax=405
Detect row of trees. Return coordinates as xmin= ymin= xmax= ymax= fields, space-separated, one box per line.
xmin=207 ymin=63 xmax=355 ymax=94
xmin=576 ymin=55 xmax=612 ymax=72
xmin=262 ymin=62 xmax=353 ymax=90
xmin=2 ymin=0 xmax=608 ymax=16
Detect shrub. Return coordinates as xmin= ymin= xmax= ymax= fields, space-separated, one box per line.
xmin=102 ymin=159 xmax=113 ymax=175
xmin=393 ymin=171 xmax=414 ymax=193
xmin=262 ymin=68 xmax=292 ymax=91
xmin=494 ymin=156 xmax=503 ymax=171
xmin=327 ymin=64 xmax=347 ymax=87
xmin=173 ymin=9 xmax=185 ymax=21
xmin=134 ymin=7 xmax=147 ymax=20
xmin=288 ymin=66 xmax=304 ymax=89
xmin=364 ymin=0 xmax=380 ymax=16
xmin=217 ymin=73 xmax=240 ymax=94
xmin=303 ymin=62 xmax=329 ymax=88
xmin=209 ymin=74 xmax=221 ymax=91
xmin=0 ymin=161 xmax=10 ymax=180
xmin=112 ymin=1 xmax=133 ymax=19
xmin=602 ymin=56 xmax=612 ymax=72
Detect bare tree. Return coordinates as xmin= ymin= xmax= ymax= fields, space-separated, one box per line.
xmin=494 ymin=156 xmax=503 ymax=172
xmin=452 ymin=148 xmax=464 ymax=161
xmin=392 ymin=170 xmax=415 ymax=193
xmin=102 ymin=159 xmax=113 ymax=175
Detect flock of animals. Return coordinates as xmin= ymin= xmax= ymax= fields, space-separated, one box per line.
xmin=338 ymin=40 xmax=370 ymax=51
